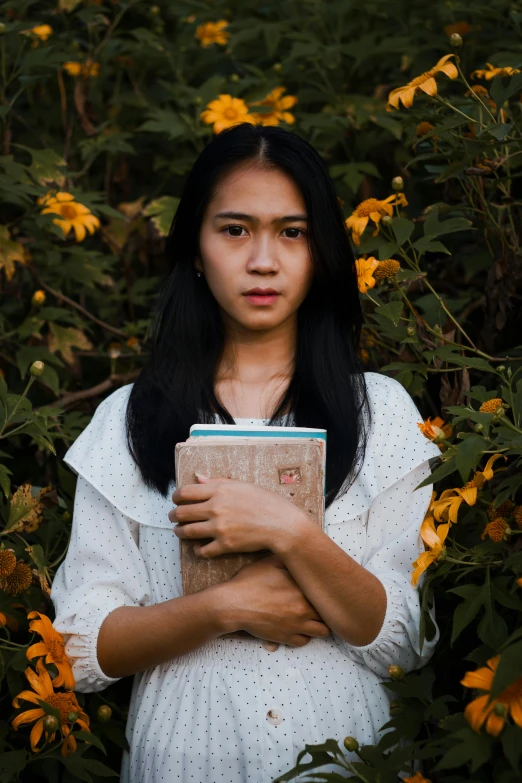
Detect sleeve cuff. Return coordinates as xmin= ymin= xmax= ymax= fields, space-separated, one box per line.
xmin=61 ymin=602 xmax=128 ymax=692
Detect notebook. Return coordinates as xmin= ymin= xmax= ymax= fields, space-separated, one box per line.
xmin=175 ymin=424 xmax=327 ymax=638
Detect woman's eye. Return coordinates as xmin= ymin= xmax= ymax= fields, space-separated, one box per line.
xmin=222 ymin=226 xmax=306 ymax=238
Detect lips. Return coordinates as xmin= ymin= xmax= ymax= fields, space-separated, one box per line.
xmin=243 ymin=288 xmax=280 ymax=306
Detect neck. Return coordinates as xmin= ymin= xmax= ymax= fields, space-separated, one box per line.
xmin=218 ymin=314 xmax=296 ymax=384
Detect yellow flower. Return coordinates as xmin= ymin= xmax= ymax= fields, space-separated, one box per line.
xmin=248 ymin=86 xmax=298 ymax=126
xmin=471 ymin=63 xmax=521 ymax=80
xmin=26 ymin=612 xmax=75 ymax=690
xmin=387 ymin=54 xmax=458 ymax=110
xmin=38 ymin=191 xmax=100 ymax=242
xmin=195 ymin=20 xmax=229 ymax=47
xmin=345 ymin=193 xmax=408 ymax=245
xmin=355 ymin=257 xmax=379 ymax=294
xmin=416 ymin=121 xmax=435 ymax=136
xmin=26 ymin=24 xmax=53 ymax=41
xmin=200 ymin=94 xmax=257 ymax=134
xmin=479 ymin=397 xmax=503 ymax=413
xmin=12 ymin=658 xmax=90 ymax=756
xmin=461 ymin=656 xmax=522 ymax=736
xmin=404 ymin=772 xmax=432 ymax=783
xmin=31 ymin=290 xmax=46 ymax=306
xmin=63 ymin=60 xmax=100 ymax=78
xmin=411 ymin=515 xmax=449 ymax=586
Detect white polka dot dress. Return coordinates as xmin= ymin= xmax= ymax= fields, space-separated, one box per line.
xmin=50 ymin=372 xmax=441 ymax=782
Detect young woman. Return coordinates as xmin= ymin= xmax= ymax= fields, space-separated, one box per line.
xmin=51 ymin=123 xmax=440 ymax=782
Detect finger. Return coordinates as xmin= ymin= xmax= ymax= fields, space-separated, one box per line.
xmin=196 ymin=474 xmax=236 ymax=484
xmin=173 ymin=521 xmax=215 ymax=540
xmin=171 ymin=483 xmax=214 ymax=505
xmin=172 ymin=500 xmax=212 ymax=523
xmin=302 ymin=621 xmax=331 ymax=638
xmin=194 ymin=540 xmax=223 ymax=559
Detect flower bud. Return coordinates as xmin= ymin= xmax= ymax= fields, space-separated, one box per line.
xmin=388 ymin=664 xmax=405 ymax=681
xmin=381 ymin=215 xmax=393 ymax=226
xmin=473 ymin=423 xmax=484 ymax=433
xmin=31 ymin=290 xmax=46 ymax=306
xmin=493 ymin=407 xmax=505 ymax=420
xmin=450 ymin=33 xmax=463 ymax=49
xmin=392 ymin=176 xmax=404 ymax=191
xmin=67 ymin=711 xmax=79 ymax=723
xmin=30 ymin=360 xmax=45 ymax=377
xmin=497 ymin=365 xmax=505 ymax=373
xmin=343 ymin=736 xmax=359 ymax=752
xmin=406 ymin=326 xmax=416 ymax=337
xmin=193 ymin=95 xmax=203 ymax=104
xmin=0 ymin=23 xmax=6 ymax=35
xmin=230 ymin=74 xmax=239 ymax=83
xmin=43 ymin=714 xmax=59 ymax=734
xmin=273 ymin=62 xmax=283 ymax=72
xmin=150 ymin=5 xmax=160 ymax=14
xmin=97 ymin=704 xmax=112 ymax=722
xmin=493 ymin=702 xmax=507 ymax=717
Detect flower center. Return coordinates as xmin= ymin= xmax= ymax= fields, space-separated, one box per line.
xmin=224 ymin=108 xmax=239 ymax=119
xmin=59 ymin=204 xmax=78 ymax=220
xmin=354 ymin=198 xmax=387 ymax=218
xmin=48 ymin=637 xmax=67 ymax=663
xmin=46 ymin=692 xmax=77 ymax=723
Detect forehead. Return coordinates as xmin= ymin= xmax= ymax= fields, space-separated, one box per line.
xmin=208 ymin=165 xmax=305 ymax=211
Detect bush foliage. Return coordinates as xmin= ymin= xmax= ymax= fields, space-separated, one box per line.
xmin=0 ymin=0 xmax=521 ymax=780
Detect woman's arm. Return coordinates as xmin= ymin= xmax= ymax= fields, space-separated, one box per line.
xmin=271 ymin=461 xmax=436 ymax=668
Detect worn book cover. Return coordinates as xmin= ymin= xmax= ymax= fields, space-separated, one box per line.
xmin=175 ymin=426 xmax=326 ymax=639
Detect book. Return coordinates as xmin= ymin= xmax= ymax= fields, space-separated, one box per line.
xmin=175 ymin=424 xmax=327 ymax=639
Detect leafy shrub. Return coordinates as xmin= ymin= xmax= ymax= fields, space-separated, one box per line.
xmin=0 ymin=1 xmax=521 ymax=781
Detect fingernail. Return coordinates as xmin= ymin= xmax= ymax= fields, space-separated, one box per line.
xmin=195 ymin=472 xmax=209 ymax=480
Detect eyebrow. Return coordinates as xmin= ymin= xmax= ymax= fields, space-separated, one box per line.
xmin=212 ymin=211 xmax=308 ymax=223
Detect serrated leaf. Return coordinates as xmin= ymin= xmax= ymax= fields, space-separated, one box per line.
xmin=138 ymin=109 xmax=186 ymax=140
xmin=47 ymin=324 xmax=93 ymax=365
xmin=376 ymin=301 xmax=403 ymax=326
xmin=413 ymin=237 xmax=450 ymax=254
xmin=0 ymin=225 xmax=26 ymax=282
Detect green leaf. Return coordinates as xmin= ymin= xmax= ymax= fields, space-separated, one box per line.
xmin=412 ymin=237 xmax=450 ymax=254
xmin=143 ymin=196 xmax=179 ymax=237
xmin=489 ymin=70 xmax=522 ymax=108
xmin=456 ymin=434 xmax=485 ymax=483
xmin=376 ymin=301 xmax=403 ymax=326
xmin=391 ymin=218 xmax=415 ymax=247
xmin=490 ymin=640 xmax=522 ymax=699
xmin=415 ymin=457 xmax=457 ymax=488
xmin=501 ymin=724 xmax=522 ymax=773
xmin=434 ymin=727 xmax=492 ymax=772
xmin=72 ymin=729 xmax=107 ymax=754
xmin=138 ymin=110 xmax=186 ymax=140
xmin=485 ymin=122 xmax=512 ymax=140
xmin=0 ymin=464 xmax=13 ymax=498
xmin=0 ymin=750 xmax=27 ymax=781
xmin=449 ymin=584 xmax=484 ymax=644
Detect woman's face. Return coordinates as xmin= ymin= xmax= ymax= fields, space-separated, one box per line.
xmin=197 ymin=164 xmax=314 ymax=335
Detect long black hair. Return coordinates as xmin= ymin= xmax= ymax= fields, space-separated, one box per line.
xmin=126 ymin=122 xmax=371 ymax=509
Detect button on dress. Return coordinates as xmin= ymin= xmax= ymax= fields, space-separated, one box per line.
xmin=50 ymin=372 xmax=441 ymax=782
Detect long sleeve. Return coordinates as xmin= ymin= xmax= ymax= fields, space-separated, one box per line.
xmin=339 ymin=459 xmax=439 ymax=679
xmin=50 ymin=474 xmax=152 ymax=693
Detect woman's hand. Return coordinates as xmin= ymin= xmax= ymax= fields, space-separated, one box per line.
xmin=170 ymin=475 xmax=314 ymax=558
xmin=221 ymin=554 xmax=331 ymax=646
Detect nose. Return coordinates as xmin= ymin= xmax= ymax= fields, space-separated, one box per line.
xmin=245 ymin=233 xmax=280 ymax=275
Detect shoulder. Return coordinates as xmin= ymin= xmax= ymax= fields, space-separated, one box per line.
xmin=363 ymin=371 xmax=420 ymax=420
xmin=92 ymin=382 xmax=134 ymax=420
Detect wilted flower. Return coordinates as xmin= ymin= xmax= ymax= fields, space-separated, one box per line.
xmin=354 ymin=257 xmax=379 ymax=294
xmin=2 ymin=560 xmax=32 ymax=595
xmin=481 ymin=517 xmax=509 ymax=543
xmin=38 ymin=192 xmax=100 ymax=242
xmin=195 ymin=20 xmax=229 ymax=47
xmin=200 ymin=95 xmax=257 ymax=134
xmin=387 ymin=54 xmax=458 ymax=110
